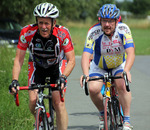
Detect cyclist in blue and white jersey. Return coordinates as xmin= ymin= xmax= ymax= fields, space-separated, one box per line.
xmin=80 ymin=4 xmax=135 ymax=130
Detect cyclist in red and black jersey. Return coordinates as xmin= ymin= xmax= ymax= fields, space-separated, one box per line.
xmin=9 ymin=2 xmax=75 ymax=130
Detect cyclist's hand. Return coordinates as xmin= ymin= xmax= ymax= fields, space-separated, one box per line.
xmin=9 ymin=80 xmax=20 ymax=95
xmin=56 ymin=76 xmax=66 ymax=90
xmin=122 ymin=71 xmax=131 ymax=83
xmin=126 ymin=71 xmax=132 ymax=83
xmin=80 ymin=75 xmax=89 ymax=88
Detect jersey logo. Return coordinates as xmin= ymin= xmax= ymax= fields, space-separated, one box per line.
xmin=57 ymin=30 xmax=66 ymax=41
xmin=63 ymin=38 xmax=69 ymax=46
xmin=106 ymin=47 xmax=121 ymax=54
xmin=20 ymin=35 xmax=27 ymax=43
xmin=88 ymin=29 xmax=100 ymax=40
xmin=35 ymin=43 xmax=42 ymax=48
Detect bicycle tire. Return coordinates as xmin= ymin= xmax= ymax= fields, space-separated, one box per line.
xmin=35 ymin=108 xmax=49 ymax=130
xmin=104 ymin=98 xmax=117 ymax=130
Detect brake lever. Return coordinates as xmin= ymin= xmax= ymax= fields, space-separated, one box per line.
xmin=82 ymin=75 xmax=89 ymax=96
xmin=14 ymin=91 xmax=19 ymax=106
xmin=57 ymin=80 xmax=64 ymax=102
xmin=123 ymin=71 xmax=130 ymax=92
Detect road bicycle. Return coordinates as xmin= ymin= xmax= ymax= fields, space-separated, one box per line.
xmin=14 ymin=77 xmax=64 ymax=130
xmin=83 ymin=72 xmax=130 ymax=130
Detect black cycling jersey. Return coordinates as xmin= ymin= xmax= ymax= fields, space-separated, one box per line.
xmin=29 ymin=31 xmax=60 ymax=69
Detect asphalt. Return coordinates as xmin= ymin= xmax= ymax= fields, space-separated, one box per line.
xmin=65 ymin=56 xmax=150 ymax=130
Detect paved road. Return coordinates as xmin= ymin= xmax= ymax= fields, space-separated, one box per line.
xmin=66 ymin=56 xmax=150 ymax=130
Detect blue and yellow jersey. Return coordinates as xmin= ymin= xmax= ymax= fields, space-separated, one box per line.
xmin=83 ymin=22 xmax=134 ymax=69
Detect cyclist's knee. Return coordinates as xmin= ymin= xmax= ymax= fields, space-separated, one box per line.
xmin=88 ymin=83 xmax=102 ymax=95
xmin=28 ymin=90 xmax=37 ymax=107
xmin=89 ymin=85 xmax=101 ymax=95
xmin=116 ymin=80 xmax=127 ymax=92
xmin=29 ymin=101 xmax=36 ymax=116
xmin=53 ymin=100 xmax=66 ymax=112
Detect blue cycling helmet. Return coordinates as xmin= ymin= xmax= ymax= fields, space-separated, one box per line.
xmin=97 ymin=4 xmax=120 ymax=19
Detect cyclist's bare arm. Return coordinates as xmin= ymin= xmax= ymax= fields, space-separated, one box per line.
xmin=13 ymin=48 xmax=26 ymax=80
xmin=124 ymin=47 xmax=135 ymax=82
xmin=11 ymin=48 xmax=26 ymax=93
xmin=63 ymin=50 xmax=75 ymax=77
xmin=59 ymin=50 xmax=75 ymax=90
xmin=80 ymin=52 xmax=91 ymax=87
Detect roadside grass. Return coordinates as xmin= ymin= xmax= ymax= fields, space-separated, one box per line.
xmin=0 ymin=19 xmax=149 ymax=129
xmin=0 ymin=47 xmax=34 ymax=130
xmin=124 ymin=18 xmax=150 ymax=29
xmin=125 ymin=18 xmax=150 ymax=55
xmin=131 ymin=28 xmax=150 ymax=55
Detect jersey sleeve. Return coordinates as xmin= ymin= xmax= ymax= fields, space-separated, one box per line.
xmin=17 ymin=26 xmax=29 ymax=50
xmin=83 ymin=30 xmax=95 ymax=54
xmin=61 ymin=27 xmax=74 ymax=53
xmin=123 ymin=33 xmax=134 ymax=49
xmin=83 ymin=24 xmax=100 ymax=54
xmin=118 ymin=23 xmax=134 ymax=49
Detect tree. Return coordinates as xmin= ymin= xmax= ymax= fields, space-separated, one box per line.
xmin=0 ymin=0 xmax=46 ymax=25
xmin=3 ymin=0 xmax=148 ymax=25
xmin=127 ymin=0 xmax=150 ymax=16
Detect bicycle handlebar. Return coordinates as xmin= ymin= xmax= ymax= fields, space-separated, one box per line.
xmin=88 ymin=72 xmax=130 ymax=92
xmin=14 ymin=84 xmax=64 ymax=106
xmin=84 ymin=72 xmax=130 ymax=96
xmin=88 ymin=76 xmax=122 ymax=81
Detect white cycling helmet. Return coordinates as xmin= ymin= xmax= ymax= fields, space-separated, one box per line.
xmin=33 ymin=2 xmax=59 ymax=18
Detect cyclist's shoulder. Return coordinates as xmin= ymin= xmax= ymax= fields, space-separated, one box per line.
xmin=53 ymin=25 xmax=70 ymax=34
xmin=18 ymin=24 xmax=38 ymax=47
xmin=53 ymin=25 xmax=71 ymax=40
xmin=88 ymin=22 xmax=102 ymax=33
xmin=116 ymin=22 xmax=131 ymax=34
xmin=87 ymin=22 xmax=103 ymax=40
xmin=22 ymin=24 xmax=38 ymax=31
xmin=20 ymin=24 xmax=38 ymax=36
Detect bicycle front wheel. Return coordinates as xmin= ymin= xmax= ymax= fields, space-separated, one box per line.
xmin=113 ymin=98 xmax=123 ymax=129
xmin=35 ymin=108 xmax=49 ymax=130
xmin=104 ymin=98 xmax=117 ymax=130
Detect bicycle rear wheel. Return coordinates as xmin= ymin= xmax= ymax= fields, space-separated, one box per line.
xmin=35 ymin=107 xmax=49 ymax=130
xmin=104 ymin=97 xmax=117 ymax=130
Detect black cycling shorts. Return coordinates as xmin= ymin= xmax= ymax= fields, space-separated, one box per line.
xmin=28 ymin=62 xmax=59 ymax=85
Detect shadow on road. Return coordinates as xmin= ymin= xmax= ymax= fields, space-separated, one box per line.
xmin=69 ymin=112 xmax=98 ymax=117
xmin=68 ymin=125 xmax=98 ymax=130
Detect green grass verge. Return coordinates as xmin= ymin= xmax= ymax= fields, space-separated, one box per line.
xmin=131 ymin=28 xmax=150 ymax=55
xmin=0 ymin=47 xmax=34 ymax=130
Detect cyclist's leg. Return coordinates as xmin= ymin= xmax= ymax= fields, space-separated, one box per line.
xmin=28 ymin=61 xmax=37 ymax=117
xmin=28 ymin=90 xmax=38 ymax=117
xmin=88 ymin=79 xmax=104 ymax=111
xmin=112 ymin=62 xmax=132 ymax=123
xmin=89 ymin=63 xmax=107 ymax=112
xmin=28 ymin=61 xmax=45 ymax=118
xmin=52 ymin=90 xmax=68 ymax=130
xmin=52 ymin=59 xmax=68 ymax=130
xmin=115 ymin=78 xmax=131 ymax=118
xmin=89 ymin=63 xmax=107 ymax=130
